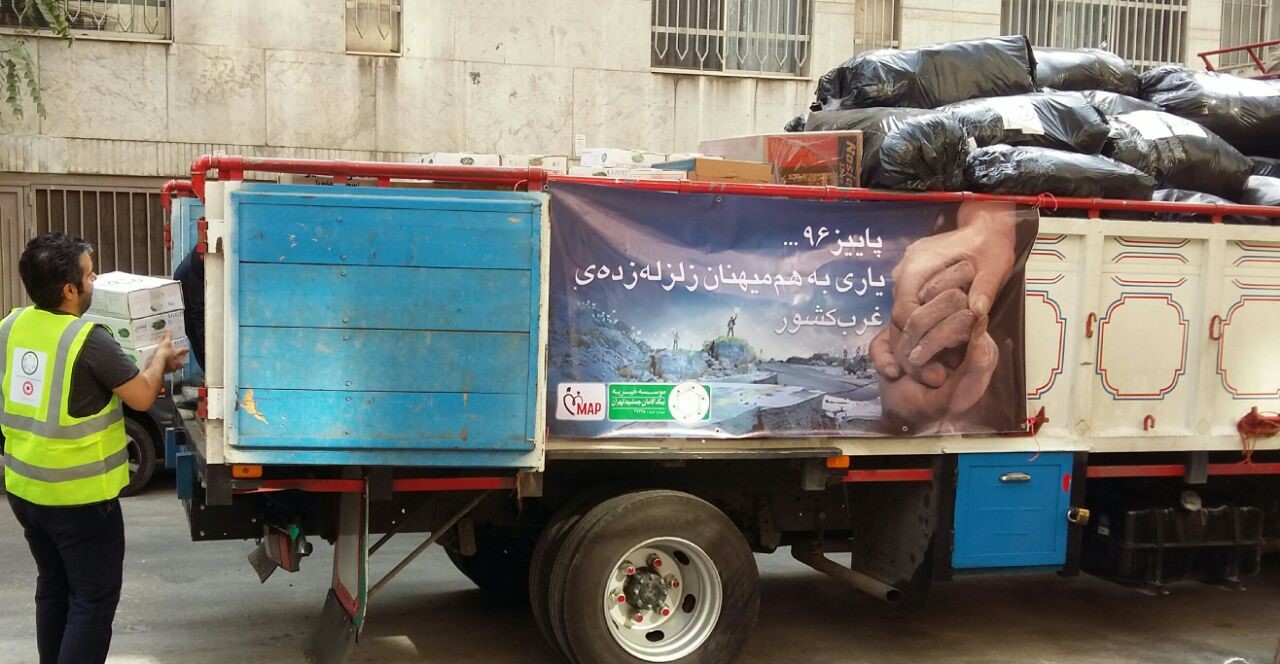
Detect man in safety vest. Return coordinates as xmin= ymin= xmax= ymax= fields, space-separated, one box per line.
xmin=2 ymin=232 xmax=186 ymax=664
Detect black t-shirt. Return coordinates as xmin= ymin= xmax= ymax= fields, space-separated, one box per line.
xmin=43 ymin=309 xmax=141 ymax=417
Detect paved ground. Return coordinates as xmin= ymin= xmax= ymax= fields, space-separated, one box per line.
xmin=2 ymin=481 xmax=1279 ymax=664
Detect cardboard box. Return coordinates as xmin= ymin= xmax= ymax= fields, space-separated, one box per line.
xmin=122 ymin=336 xmax=191 ymax=372
xmin=84 ymin=310 xmax=186 ymax=350
xmin=654 ymin=157 xmax=773 ymax=183
xmin=418 ymin=153 xmax=502 ymax=167
xmin=569 ymin=166 xmax=684 ymax=180
xmin=698 ymin=131 xmax=863 ymax=187
xmin=577 ymin=148 xmax=666 ymax=168
xmin=88 ymin=272 xmax=184 ymax=319
xmin=500 ymin=155 xmax=569 ymax=173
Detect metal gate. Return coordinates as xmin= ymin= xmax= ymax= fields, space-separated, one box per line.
xmin=33 ymin=186 xmax=168 ymax=277
xmin=1002 ymin=0 xmax=1189 ymax=69
xmin=0 ymin=187 xmax=26 ymax=314
xmin=0 ymin=184 xmax=168 ymax=313
xmin=1219 ymin=0 xmax=1278 ymax=70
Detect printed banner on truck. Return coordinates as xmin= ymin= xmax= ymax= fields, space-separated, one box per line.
xmin=546 ymin=182 xmax=1038 ymax=439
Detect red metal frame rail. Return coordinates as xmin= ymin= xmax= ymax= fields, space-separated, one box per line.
xmin=1199 ymin=39 xmax=1280 ymax=77
xmin=161 ymin=178 xmax=194 ymax=213
xmin=188 ymin=156 xmax=1280 ymax=224
xmin=189 ymin=155 xmax=548 ymax=201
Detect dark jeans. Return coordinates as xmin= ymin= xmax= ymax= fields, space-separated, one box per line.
xmin=7 ymin=493 xmax=125 ymax=664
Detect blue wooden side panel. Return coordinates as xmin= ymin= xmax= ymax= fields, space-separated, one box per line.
xmin=172 ymin=197 xmax=205 ymax=268
xmin=239 ymin=328 xmax=529 ymax=393
xmin=235 ymin=192 xmax=534 ymax=270
xmin=953 ymin=452 xmax=1073 ymax=569
xmin=234 ymin=391 xmax=529 ymax=450
xmin=171 ymin=197 xmax=206 ymax=386
xmin=239 ymin=264 xmax=531 ymax=332
xmin=227 ymin=185 xmax=543 ymax=468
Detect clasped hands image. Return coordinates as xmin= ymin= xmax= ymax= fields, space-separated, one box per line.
xmin=871 ymin=201 xmax=1019 ymax=425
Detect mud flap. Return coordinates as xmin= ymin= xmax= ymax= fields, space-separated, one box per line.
xmin=306 ymin=485 xmax=369 ymax=664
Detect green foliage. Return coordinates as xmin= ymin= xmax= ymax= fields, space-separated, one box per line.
xmin=1 ymin=0 xmax=71 ymax=118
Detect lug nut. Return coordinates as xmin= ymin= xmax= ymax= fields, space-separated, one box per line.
xmin=661 ymin=608 xmax=671 ymax=617
xmin=670 ymin=579 xmax=680 ymax=589
xmin=648 ymin=554 xmax=663 ymax=569
xmin=625 ymin=566 xmax=636 ymax=576
xmin=621 ymin=561 xmax=636 ymax=576
xmin=634 ymin=613 xmax=645 ymax=623
xmin=616 ymin=594 xmax=627 ymax=604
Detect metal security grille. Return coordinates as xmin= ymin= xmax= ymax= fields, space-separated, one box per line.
xmin=346 ymin=0 xmax=402 ymax=55
xmin=33 ymin=187 xmax=168 ymax=278
xmin=1001 ymin=0 xmax=1188 ymax=69
xmin=652 ymin=0 xmax=814 ymax=76
xmin=0 ymin=187 xmax=26 ymax=314
xmin=0 ymin=0 xmax=172 ymax=40
xmin=855 ymin=0 xmax=900 ymax=52
xmin=1220 ymin=0 xmax=1277 ymax=70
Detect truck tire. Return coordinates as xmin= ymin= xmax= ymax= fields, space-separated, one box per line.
xmin=547 ymin=490 xmax=760 ymax=664
xmin=120 ymin=416 xmax=157 ymax=497
xmin=445 ymin=533 xmax=535 ymax=601
xmin=529 ymin=486 xmax=625 ymax=659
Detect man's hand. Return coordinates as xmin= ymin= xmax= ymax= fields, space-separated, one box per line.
xmin=114 ymin=332 xmax=186 ymax=411
xmin=155 ymin=332 xmax=189 ymax=373
xmin=872 ymin=201 xmax=1018 ymax=424
xmin=870 ymin=318 xmax=999 ymax=422
xmin=891 ymin=201 xmax=1018 ymax=330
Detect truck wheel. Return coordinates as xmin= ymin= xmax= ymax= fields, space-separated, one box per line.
xmin=529 ymin=487 xmax=622 ymax=659
xmin=445 ymin=534 xmax=535 ymax=601
xmin=120 ymin=417 xmax=157 ymax=497
xmin=549 ymin=490 xmax=759 ymax=664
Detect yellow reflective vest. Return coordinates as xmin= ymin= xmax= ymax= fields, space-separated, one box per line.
xmin=1 ymin=307 xmax=127 ymax=506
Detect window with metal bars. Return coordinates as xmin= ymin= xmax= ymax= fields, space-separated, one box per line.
xmin=0 ymin=0 xmax=171 ymax=40
xmin=346 ymin=0 xmax=401 ymax=55
xmin=33 ymin=187 xmax=168 ymax=278
xmin=1219 ymin=0 xmax=1278 ymax=71
xmin=854 ymin=0 xmax=900 ymax=52
xmin=1001 ymin=0 xmax=1188 ymax=70
xmin=651 ymin=0 xmax=814 ymax=77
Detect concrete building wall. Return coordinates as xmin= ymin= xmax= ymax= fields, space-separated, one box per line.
xmin=0 ymin=0 xmax=1238 ymax=180
xmin=0 ymin=0 xmax=859 ymax=178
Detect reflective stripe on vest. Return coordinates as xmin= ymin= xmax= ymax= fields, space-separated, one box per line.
xmin=2 ymin=446 xmax=128 ymax=483
xmin=1 ymin=307 xmax=128 ymax=504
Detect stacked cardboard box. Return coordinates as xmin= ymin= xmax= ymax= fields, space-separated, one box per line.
xmin=567 ymin=166 xmax=686 ymax=180
xmin=416 ymin=153 xmax=502 ymax=167
xmin=578 ymin=148 xmax=667 ymax=168
xmin=84 ymin=272 xmax=189 ymax=371
xmin=698 ymin=131 xmax=864 ymax=187
xmin=500 ymin=155 xmax=570 ymax=174
xmin=652 ymin=157 xmax=774 ymax=183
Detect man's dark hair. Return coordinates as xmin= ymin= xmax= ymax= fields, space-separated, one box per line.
xmin=18 ymin=232 xmax=93 ymax=310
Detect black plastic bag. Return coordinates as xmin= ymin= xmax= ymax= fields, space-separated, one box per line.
xmin=1103 ymin=110 xmax=1253 ymax=199
xmin=1240 ymin=175 xmax=1280 ymax=209
xmin=1151 ymin=188 xmax=1272 ymax=225
xmin=813 ymin=36 xmax=1036 ymax=111
xmin=1034 ymin=48 xmax=1139 ymax=95
xmin=1253 ymin=156 xmax=1280 ymax=179
xmin=801 ymin=108 xmax=969 ymax=191
xmin=965 ymin=145 xmax=1155 ymax=199
xmin=1140 ymin=66 xmax=1280 ymax=158
xmin=1077 ymin=90 xmax=1160 ymax=117
xmin=939 ymin=92 xmax=1109 ymax=153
